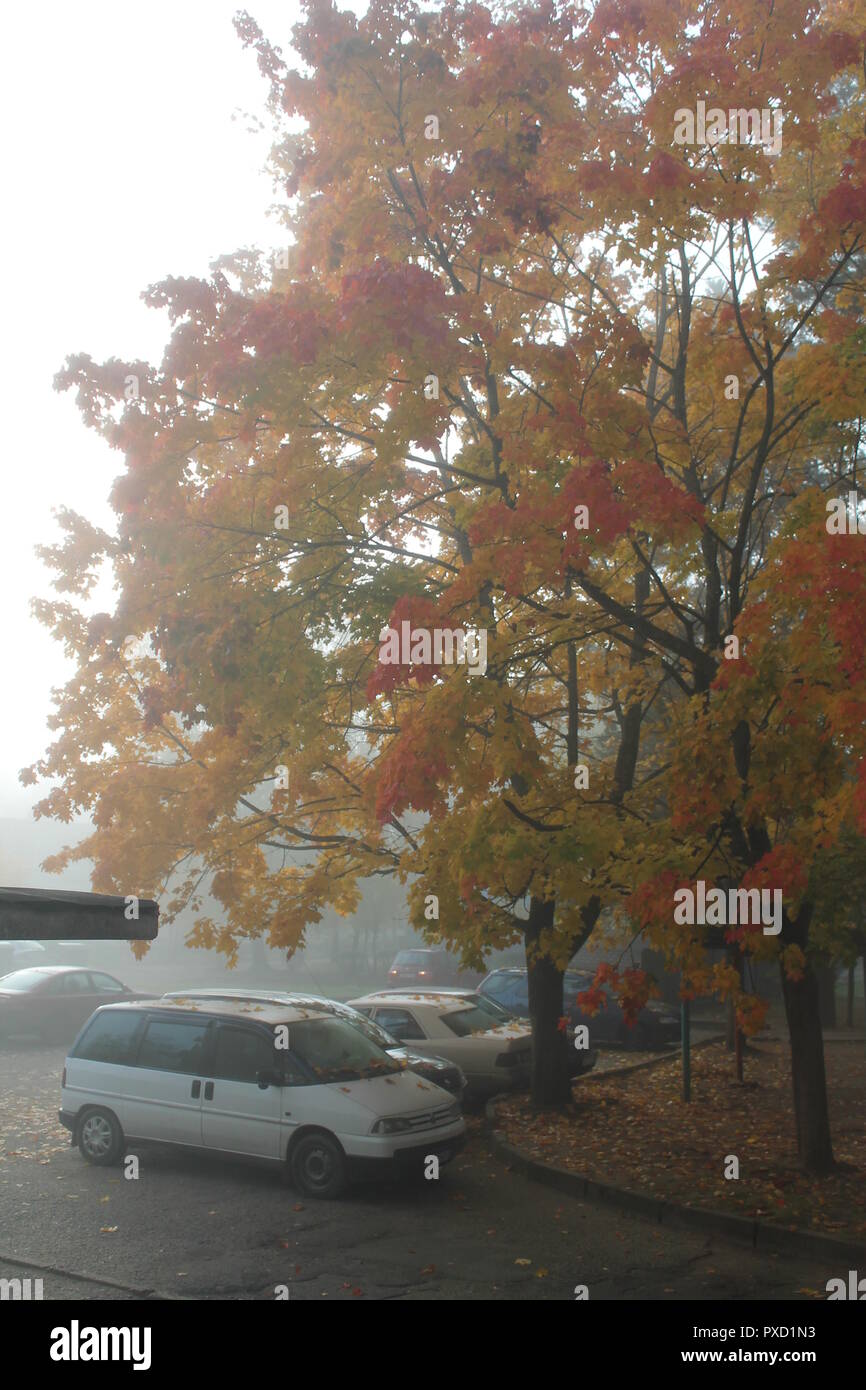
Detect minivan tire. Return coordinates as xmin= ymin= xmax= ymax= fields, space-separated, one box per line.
xmin=290 ymin=1132 xmax=347 ymax=1199
xmin=77 ymin=1108 xmax=124 ymax=1166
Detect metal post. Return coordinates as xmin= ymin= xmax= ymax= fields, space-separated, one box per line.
xmin=681 ymin=996 xmax=691 ymax=1102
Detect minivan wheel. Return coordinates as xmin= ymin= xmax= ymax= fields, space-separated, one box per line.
xmin=78 ymin=1108 xmax=124 ymax=1165
xmin=290 ymin=1133 xmax=347 ymax=1199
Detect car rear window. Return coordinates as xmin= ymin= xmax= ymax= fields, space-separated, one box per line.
xmin=471 ymin=995 xmax=512 ymax=1019
xmin=442 ymin=1003 xmax=507 ymax=1036
xmin=0 ymin=969 xmax=48 ymax=990
xmin=73 ymin=1010 xmax=143 ymax=1064
xmin=373 ymin=1007 xmax=426 ymax=1042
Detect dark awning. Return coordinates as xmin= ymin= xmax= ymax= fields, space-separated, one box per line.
xmin=0 ymin=886 xmax=158 ymax=941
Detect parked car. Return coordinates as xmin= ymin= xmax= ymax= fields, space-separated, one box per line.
xmin=479 ymin=967 xmax=681 ymax=1050
xmin=348 ymin=989 xmax=535 ymax=1098
xmin=400 ymin=986 xmax=599 ymax=1078
xmin=0 ymin=940 xmax=46 ymax=974
xmin=60 ymin=998 xmax=465 ymax=1198
xmin=0 ymin=967 xmax=156 ymax=1043
xmin=161 ymin=988 xmax=467 ymax=1101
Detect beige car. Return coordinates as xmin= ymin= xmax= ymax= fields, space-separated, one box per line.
xmin=348 ymin=990 xmax=532 ymax=1099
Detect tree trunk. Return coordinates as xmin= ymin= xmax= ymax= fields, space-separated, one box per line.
xmin=727 ymin=727 xmax=835 ymax=1174
xmin=816 ymin=964 xmax=837 ymax=1029
xmin=524 ymin=897 xmax=571 ymax=1108
xmin=780 ymin=959 xmax=834 ymax=1174
xmin=725 ymin=997 xmax=736 ymax=1050
xmin=846 ymin=965 xmax=855 ymax=1028
xmin=724 ymin=943 xmax=741 ymax=1053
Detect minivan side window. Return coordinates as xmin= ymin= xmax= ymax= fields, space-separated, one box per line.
xmin=212 ymin=1025 xmax=278 ymax=1084
xmin=137 ymin=1018 xmax=210 ymax=1074
xmin=73 ymin=1010 xmax=143 ymax=1064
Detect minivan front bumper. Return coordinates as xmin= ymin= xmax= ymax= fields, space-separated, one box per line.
xmin=346 ymin=1133 xmax=466 ymax=1180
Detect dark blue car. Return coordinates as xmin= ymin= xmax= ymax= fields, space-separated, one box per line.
xmin=479 ymin=967 xmax=681 ymax=1050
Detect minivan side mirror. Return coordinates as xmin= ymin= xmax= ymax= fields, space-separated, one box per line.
xmin=256 ymin=1068 xmax=282 ymax=1089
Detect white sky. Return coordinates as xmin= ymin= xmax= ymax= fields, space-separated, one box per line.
xmin=0 ymin=1 xmax=321 ymax=816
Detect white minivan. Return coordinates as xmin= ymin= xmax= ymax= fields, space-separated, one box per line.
xmin=60 ymin=998 xmax=466 ymax=1198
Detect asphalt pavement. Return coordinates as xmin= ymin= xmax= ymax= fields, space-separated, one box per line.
xmin=0 ymin=1039 xmax=839 ymax=1300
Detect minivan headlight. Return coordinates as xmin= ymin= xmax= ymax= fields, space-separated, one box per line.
xmin=371 ymin=1116 xmax=412 ymax=1134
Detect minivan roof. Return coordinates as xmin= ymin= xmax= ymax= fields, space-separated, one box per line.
xmin=161 ymin=988 xmax=363 ymax=1014
xmin=90 ymin=997 xmax=336 ymax=1025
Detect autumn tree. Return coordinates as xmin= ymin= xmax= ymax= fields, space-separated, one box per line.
xmin=27 ymin=0 xmax=866 ymax=1159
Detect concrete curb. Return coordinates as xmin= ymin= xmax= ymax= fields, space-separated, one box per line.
xmin=591 ymin=1032 xmax=725 ymax=1080
xmin=485 ymin=1096 xmax=866 ymax=1265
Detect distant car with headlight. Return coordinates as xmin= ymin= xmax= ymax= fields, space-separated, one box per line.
xmin=386 ymin=948 xmax=459 ymax=985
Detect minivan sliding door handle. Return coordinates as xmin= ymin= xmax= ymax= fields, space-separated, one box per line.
xmin=190 ymin=1079 xmax=201 ymax=1099
xmin=203 ymin=1081 xmax=214 ymax=1101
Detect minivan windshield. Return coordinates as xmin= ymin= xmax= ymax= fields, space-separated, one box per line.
xmin=289 ymin=1017 xmax=404 ymax=1083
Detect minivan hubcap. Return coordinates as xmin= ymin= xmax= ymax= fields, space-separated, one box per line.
xmin=303 ymin=1146 xmax=333 ymax=1187
xmin=82 ymin=1115 xmax=112 ymax=1157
